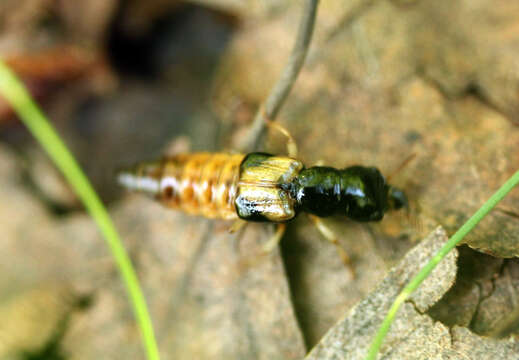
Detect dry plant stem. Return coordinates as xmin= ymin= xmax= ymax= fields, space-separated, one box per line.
xmin=240 ymin=0 xmax=319 ymax=152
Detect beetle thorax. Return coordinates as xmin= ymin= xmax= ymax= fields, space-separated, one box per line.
xmin=234 ymin=153 xmax=303 ymax=222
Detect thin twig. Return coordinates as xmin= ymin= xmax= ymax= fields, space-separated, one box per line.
xmin=239 ymin=0 xmax=319 ymax=152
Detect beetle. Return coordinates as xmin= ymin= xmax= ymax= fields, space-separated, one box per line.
xmin=118 ymin=152 xmax=407 ymax=223
xmin=117 ymin=125 xmax=407 ymax=272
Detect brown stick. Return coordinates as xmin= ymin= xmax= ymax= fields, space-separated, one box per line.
xmin=239 ymin=0 xmax=320 ymax=152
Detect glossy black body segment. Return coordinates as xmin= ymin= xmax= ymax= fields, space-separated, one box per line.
xmin=292 ymin=166 xmax=389 ymax=221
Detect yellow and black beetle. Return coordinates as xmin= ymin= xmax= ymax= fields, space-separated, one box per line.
xmin=117 ymin=128 xmax=407 ymax=271
xmin=118 ymin=151 xmax=407 ymax=224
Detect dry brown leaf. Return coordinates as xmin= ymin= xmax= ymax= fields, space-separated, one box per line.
xmin=305 ymin=227 xmax=458 ymax=359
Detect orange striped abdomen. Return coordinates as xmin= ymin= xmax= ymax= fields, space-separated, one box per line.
xmin=118 ymin=153 xmax=245 ymax=219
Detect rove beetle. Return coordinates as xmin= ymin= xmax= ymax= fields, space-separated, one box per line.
xmin=118 ymin=122 xmax=408 ymax=271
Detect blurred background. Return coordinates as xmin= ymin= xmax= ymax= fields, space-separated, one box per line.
xmin=1 ymin=0 xmax=519 ymax=359
xmin=0 ymin=0 xmax=242 ymax=203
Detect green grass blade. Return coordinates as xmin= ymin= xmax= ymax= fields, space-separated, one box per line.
xmin=366 ymin=169 xmax=519 ymax=360
xmin=0 ymin=60 xmax=160 ymax=360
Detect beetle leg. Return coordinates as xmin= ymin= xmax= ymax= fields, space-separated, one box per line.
xmin=307 ymin=214 xmax=355 ymax=276
xmin=261 ymin=223 xmax=287 ymax=253
xmin=229 ymin=219 xmax=247 ymax=233
xmin=265 ymin=119 xmax=298 ymax=158
xmin=237 ymin=224 xmax=286 ymax=272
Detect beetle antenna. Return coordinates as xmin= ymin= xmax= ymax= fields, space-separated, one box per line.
xmin=386 ymin=153 xmax=416 ymax=183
